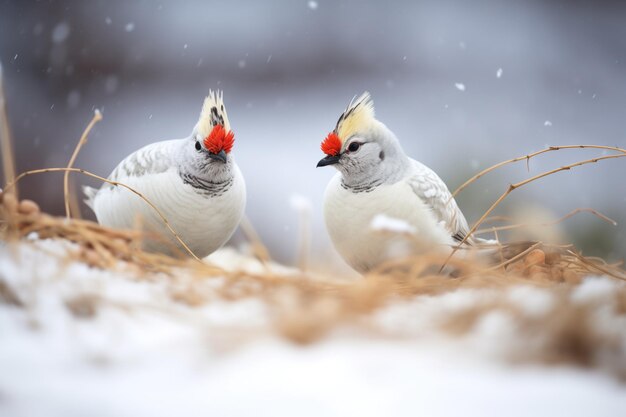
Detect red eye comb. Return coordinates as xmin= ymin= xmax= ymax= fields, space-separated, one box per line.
xmin=321 ymin=132 xmax=341 ymax=156
xmin=204 ymin=124 xmax=235 ymax=154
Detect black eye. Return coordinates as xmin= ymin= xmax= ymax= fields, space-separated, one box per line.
xmin=348 ymin=142 xmax=361 ymax=152
xmin=195 ymin=141 xmax=202 ymax=151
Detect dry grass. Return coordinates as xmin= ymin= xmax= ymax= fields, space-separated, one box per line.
xmin=2 ymin=188 xmax=624 ymax=342
xmin=0 ymin=62 xmax=17 ymax=201
xmin=443 ymin=144 xmax=626 ymax=268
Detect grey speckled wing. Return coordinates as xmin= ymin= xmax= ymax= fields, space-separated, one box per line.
xmin=106 ymin=140 xmax=177 ymax=185
xmin=84 ymin=140 xmax=178 ymax=207
xmin=407 ymin=159 xmax=472 ymax=244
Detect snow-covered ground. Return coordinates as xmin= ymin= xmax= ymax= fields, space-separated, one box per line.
xmin=1 ymin=240 xmax=625 ymax=417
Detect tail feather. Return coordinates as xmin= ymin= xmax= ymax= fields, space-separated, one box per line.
xmin=82 ymin=185 xmax=97 ymax=211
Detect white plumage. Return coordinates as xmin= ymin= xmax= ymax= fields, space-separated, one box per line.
xmin=318 ymin=92 xmax=472 ymax=273
xmin=84 ymin=91 xmax=246 ymax=258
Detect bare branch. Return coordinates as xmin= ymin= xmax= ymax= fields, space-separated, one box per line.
xmin=64 ymin=110 xmax=102 ymax=218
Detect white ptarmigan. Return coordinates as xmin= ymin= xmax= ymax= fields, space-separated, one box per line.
xmin=317 ymin=92 xmax=474 ymax=273
xmin=84 ymin=91 xmax=246 ymax=258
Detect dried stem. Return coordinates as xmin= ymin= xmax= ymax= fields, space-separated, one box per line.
xmin=449 ymin=145 xmax=626 ymax=204
xmin=295 ymin=204 xmax=311 ymax=273
xmin=475 ymin=208 xmax=617 ymax=235
xmin=441 ymin=151 xmax=626 ymax=269
xmin=482 ymin=241 xmax=543 ymax=273
xmin=239 ymin=216 xmax=271 ymax=265
xmin=0 ymin=60 xmax=18 ymax=200
xmin=567 ymin=250 xmax=626 ymax=281
xmin=67 ymin=176 xmax=83 ymax=220
xmin=64 ymin=110 xmax=102 ymax=219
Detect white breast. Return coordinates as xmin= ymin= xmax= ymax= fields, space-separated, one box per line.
xmin=323 ymin=173 xmax=453 ymax=272
xmin=92 ymin=164 xmax=246 ymax=259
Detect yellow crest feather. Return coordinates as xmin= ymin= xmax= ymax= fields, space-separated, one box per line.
xmin=335 ymin=92 xmax=376 ymax=143
xmin=196 ymin=90 xmax=231 ymax=137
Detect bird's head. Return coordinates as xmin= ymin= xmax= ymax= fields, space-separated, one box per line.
xmin=317 ymin=92 xmax=408 ymax=186
xmin=190 ymin=90 xmax=235 ymax=171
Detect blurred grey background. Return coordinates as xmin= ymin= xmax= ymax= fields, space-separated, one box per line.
xmin=1 ymin=0 xmax=625 ymax=268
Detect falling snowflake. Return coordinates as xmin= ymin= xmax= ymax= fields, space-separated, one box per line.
xmin=455 ymin=83 xmax=466 ymax=91
xmin=496 ymin=68 xmax=503 ymax=78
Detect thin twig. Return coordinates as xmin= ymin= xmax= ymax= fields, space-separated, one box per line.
xmin=64 ymin=109 xmax=102 ymax=218
xmin=4 ymin=167 xmax=203 ymax=262
xmin=449 ymin=145 xmax=626 ymax=204
xmin=441 ymin=152 xmax=626 ymax=270
xmin=0 ymin=60 xmax=18 ymax=200
xmin=567 ymin=250 xmax=626 ymax=281
xmin=474 ymin=207 xmax=617 ymax=235
xmin=67 ymin=176 xmax=83 ymax=220
xmin=239 ymin=216 xmax=271 ymax=265
xmin=482 ymin=241 xmax=542 ymax=273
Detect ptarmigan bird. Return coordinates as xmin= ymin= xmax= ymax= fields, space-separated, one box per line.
xmin=84 ymin=91 xmax=246 ymax=258
xmin=317 ymin=92 xmax=474 ymax=273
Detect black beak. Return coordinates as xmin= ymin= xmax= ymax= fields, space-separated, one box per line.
xmin=208 ymin=150 xmax=227 ymax=163
xmin=316 ymin=154 xmax=341 ymax=168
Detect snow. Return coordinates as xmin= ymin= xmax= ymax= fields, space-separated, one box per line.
xmin=370 ymin=213 xmax=416 ymax=234
xmin=506 ymin=285 xmax=553 ymax=317
xmin=454 ymin=82 xmax=466 ymax=91
xmin=1 ymin=240 xmax=625 ymax=416
xmin=544 ymin=120 xmax=552 ymax=126
xmin=570 ymin=276 xmax=618 ymax=304
xmin=125 ymin=22 xmax=135 ymax=32
xmin=496 ymin=68 xmax=503 ymax=78
xmin=307 ymin=1 xmax=319 ymax=11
